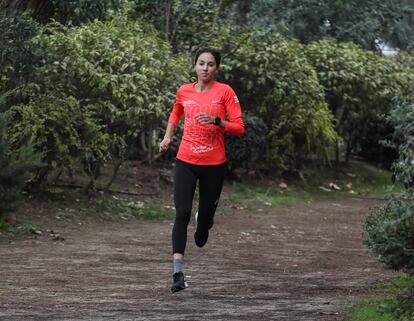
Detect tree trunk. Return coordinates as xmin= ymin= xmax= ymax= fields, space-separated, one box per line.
xmin=238 ymin=0 xmax=252 ymax=25
xmin=164 ymin=0 xmax=172 ymax=39
xmin=344 ymin=131 xmax=353 ymax=165
xmin=335 ymin=137 xmax=340 ymax=165
xmin=0 ymin=0 xmax=46 ymax=16
xmin=104 ymin=160 xmax=123 ymax=192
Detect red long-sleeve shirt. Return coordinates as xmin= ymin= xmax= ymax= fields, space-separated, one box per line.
xmin=168 ymin=81 xmax=244 ymax=165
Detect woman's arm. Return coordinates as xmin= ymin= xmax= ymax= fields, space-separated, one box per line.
xmin=223 ymin=86 xmax=244 ymax=136
xmin=159 ymin=122 xmax=176 ymax=153
xmin=159 ymin=88 xmax=183 ymax=153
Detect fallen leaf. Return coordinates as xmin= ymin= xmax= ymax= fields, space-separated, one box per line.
xmin=319 ymin=186 xmax=331 ymax=192
xmin=279 ymin=182 xmax=288 ymax=189
xmin=329 ymin=182 xmax=341 ymax=190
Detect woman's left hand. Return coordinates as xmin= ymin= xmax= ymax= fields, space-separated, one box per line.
xmin=195 ymin=113 xmax=214 ymax=125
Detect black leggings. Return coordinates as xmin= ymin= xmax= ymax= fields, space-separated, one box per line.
xmin=172 ymin=159 xmax=226 ymax=254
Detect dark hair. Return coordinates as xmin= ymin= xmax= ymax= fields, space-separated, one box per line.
xmin=193 ymin=47 xmax=221 ymax=68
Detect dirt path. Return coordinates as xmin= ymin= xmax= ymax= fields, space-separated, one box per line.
xmin=0 ymin=197 xmax=398 ymax=321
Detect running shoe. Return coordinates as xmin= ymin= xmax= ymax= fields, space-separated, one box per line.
xmin=194 ymin=211 xmax=210 ymax=247
xmin=194 ymin=211 xmax=199 ymax=229
xmin=171 ymin=272 xmax=188 ymax=293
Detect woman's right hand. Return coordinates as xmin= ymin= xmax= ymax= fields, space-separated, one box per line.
xmin=159 ymin=137 xmax=171 ymax=153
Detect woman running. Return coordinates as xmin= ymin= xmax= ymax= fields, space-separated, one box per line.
xmin=159 ymin=47 xmax=245 ymax=293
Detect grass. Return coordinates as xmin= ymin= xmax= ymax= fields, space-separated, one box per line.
xmin=0 ymin=218 xmax=43 ymax=237
xmin=345 ymin=275 xmax=414 ymax=321
xmin=346 ymin=297 xmax=393 ymax=321
xmin=0 ymin=159 xmax=398 ymax=238
xmin=110 ymin=198 xmax=173 ymax=220
xmin=223 ymin=160 xmax=398 ymax=210
xmin=222 ymin=184 xmax=310 ymax=211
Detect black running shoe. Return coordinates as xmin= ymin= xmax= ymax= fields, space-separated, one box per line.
xmin=194 ymin=212 xmax=210 ymax=247
xmin=171 ymin=272 xmax=188 ymax=293
xmin=195 ymin=212 xmax=214 ymax=229
xmin=194 ymin=229 xmax=209 ymax=247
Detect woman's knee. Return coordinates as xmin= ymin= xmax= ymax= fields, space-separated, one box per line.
xmin=175 ymin=210 xmax=191 ymax=226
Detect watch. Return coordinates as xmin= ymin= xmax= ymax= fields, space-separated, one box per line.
xmin=214 ymin=116 xmax=221 ymax=126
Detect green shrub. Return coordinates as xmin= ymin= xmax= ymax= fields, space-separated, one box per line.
xmin=385 ymin=96 xmax=414 ymax=188
xmin=364 ymin=190 xmax=414 ymax=274
xmin=0 ymin=112 xmax=41 ymax=217
xmin=305 ymin=40 xmax=414 ymax=164
xmin=225 ymin=114 xmax=268 ymax=173
xmin=9 ymin=94 xmax=111 ymax=183
xmin=0 ymin=12 xmax=40 ymax=107
xmin=363 ymin=95 xmax=414 ymax=276
xmin=213 ymin=30 xmax=337 ymax=173
xmin=387 ymin=276 xmax=414 ymax=320
xmin=10 ymin=16 xmax=188 ymax=187
xmin=363 ymin=94 xmax=414 ymax=319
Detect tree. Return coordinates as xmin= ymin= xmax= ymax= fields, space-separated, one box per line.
xmin=231 ymin=0 xmax=414 ymax=52
xmin=130 ymin=0 xmax=240 ymax=53
xmin=0 ymin=12 xmax=40 ymax=108
xmin=0 ymin=0 xmax=120 ymax=25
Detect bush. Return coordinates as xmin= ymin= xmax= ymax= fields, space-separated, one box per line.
xmin=363 ymin=94 xmax=414 ymax=320
xmin=388 ymin=276 xmax=414 ymax=320
xmin=0 ymin=111 xmax=41 ymax=217
xmin=225 ymin=114 xmax=268 ymax=173
xmin=305 ymin=40 xmax=414 ymax=164
xmin=0 ymin=12 xmax=40 ymax=107
xmin=10 ymin=16 xmax=189 ymax=188
xmin=385 ymin=95 xmax=414 ymax=188
xmin=363 ymin=95 xmax=414 ymax=275
xmin=213 ymin=30 xmax=337 ymax=173
xmin=364 ymin=190 xmax=414 ymax=274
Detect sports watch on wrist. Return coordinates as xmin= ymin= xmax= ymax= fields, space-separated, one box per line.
xmin=213 ymin=116 xmax=221 ymax=126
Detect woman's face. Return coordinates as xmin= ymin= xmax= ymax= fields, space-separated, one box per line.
xmin=194 ymin=52 xmax=218 ymax=83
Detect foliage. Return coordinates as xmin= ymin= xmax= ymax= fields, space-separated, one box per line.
xmin=214 ymin=30 xmax=337 ymax=172
xmin=3 ymin=1 xmax=414 ymax=182
xmin=225 ymin=114 xmax=268 ymax=173
xmin=130 ymin=0 xmax=235 ymax=53
xmin=0 ymin=12 xmax=40 ymax=107
xmin=363 ymin=190 xmax=414 ymax=274
xmin=9 ymin=94 xmax=111 ymax=183
xmin=128 ymin=0 xmax=414 ymax=53
xmin=0 ymin=111 xmax=41 ymax=217
xmin=305 ymin=40 xmax=414 ymax=164
xmin=240 ymin=0 xmax=414 ymax=52
xmin=384 ymin=95 xmax=414 ymax=187
xmin=9 ymin=17 xmax=188 ymax=187
xmin=363 ymin=95 xmax=414 ymax=277
xmin=385 ymin=275 xmax=414 ymax=320
xmin=346 ymin=275 xmax=414 ymax=321
xmin=42 ymin=0 xmax=121 ymax=25
xmin=0 ymin=0 xmax=122 ymax=25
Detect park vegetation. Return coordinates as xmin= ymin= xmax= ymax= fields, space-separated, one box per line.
xmin=1 ymin=1 xmax=414 ymax=318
